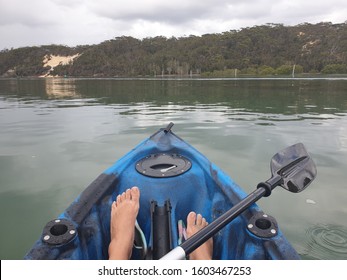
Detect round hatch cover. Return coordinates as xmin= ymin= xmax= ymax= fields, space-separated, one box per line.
xmin=135 ymin=153 xmax=192 ymax=178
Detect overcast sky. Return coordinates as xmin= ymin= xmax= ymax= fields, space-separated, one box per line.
xmin=0 ymin=0 xmax=346 ymax=50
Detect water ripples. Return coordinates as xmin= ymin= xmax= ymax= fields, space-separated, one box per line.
xmin=116 ymin=102 xmax=342 ymax=124
xmin=304 ymin=224 xmax=347 ymax=259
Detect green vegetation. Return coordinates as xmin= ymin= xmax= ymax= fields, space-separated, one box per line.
xmin=1 ymin=22 xmax=347 ymax=77
xmin=321 ymin=64 xmax=347 ymax=74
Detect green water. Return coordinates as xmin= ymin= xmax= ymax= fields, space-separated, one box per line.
xmin=0 ymin=78 xmax=347 ymax=259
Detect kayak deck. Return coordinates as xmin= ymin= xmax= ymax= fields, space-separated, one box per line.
xmin=25 ymin=124 xmax=299 ymax=260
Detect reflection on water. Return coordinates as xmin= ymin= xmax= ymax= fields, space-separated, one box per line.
xmin=0 ymin=78 xmax=347 ymax=113
xmin=1 ymin=78 xmax=347 ymax=124
xmin=304 ymin=224 xmax=347 ymax=259
xmin=45 ymin=79 xmax=80 ymax=99
xmin=0 ymin=78 xmax=347 ymax=259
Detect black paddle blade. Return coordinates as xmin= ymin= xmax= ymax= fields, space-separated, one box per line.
xmin=271 ymin=143 xmax=317 ymax=193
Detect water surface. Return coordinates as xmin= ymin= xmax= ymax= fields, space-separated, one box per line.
xmin=0 ymin=78 xmax=347 ymax=259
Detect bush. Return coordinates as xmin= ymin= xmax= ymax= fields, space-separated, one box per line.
xmin=321 ymin=64 xmax=347 ymax=74
xmin=275 ymin=65 xmax=293 ymax=75
xmin=258 ymin=65 xmax=275 ymax=75
xmin=201 ymin=69 xmax=238 ymax=77
xmin=293 ymin=65 xmax=304 ymax=74
xmin=240 ymin=67 xmax=257 ymax=75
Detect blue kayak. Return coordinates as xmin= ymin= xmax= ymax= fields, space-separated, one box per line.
xmin=25 ymin=123 xmax=300 ymax=260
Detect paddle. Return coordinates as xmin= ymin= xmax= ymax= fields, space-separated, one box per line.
xmin=160 ymin=143 xmax=317 ymax=260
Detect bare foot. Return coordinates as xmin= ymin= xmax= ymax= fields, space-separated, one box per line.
xmin=108 ymin=186 xmax=140 ymax=260
xmin=186 ymin=211 xmax=213 ymax=260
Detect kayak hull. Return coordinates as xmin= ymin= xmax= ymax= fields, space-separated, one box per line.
xmin=25 ymin=125 xmax=300 ymax=260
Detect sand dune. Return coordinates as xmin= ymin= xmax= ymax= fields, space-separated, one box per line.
xmin=42 ymin=54 xmax=80 ymax=77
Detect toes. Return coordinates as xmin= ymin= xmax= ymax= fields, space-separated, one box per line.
xmin=115 ymin=187 xmax=140 ymax=206
xmin=187 ymin=211 xmax=197 ymax=227
xmin=130 ymin=186 xmax=140 ymax=201
xmin=111 ymin=201 xmax=117 ymax=213
xmin=196 ymin=214 xmax=203 ymax=226
xmin=121 ymin=191 xmax=127 ymax=201
xmin=116 ymin=194 xmax=122 ymax=206
xmin=125 ymin=189 xmax=131 ymax=200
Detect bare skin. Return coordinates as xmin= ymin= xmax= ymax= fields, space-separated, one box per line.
xmin=108 ymin=186 xmax=140 ymax=260
xmin=186 ymin=211 xmax=213 ymax=260
xmin=108 ymin=187 xmax=213 ymax=260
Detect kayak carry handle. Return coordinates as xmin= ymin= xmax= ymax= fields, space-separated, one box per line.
xmin=164 ymin=122 xmax=174 ymax=133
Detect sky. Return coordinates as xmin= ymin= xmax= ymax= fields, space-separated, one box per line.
xmin=0 ymin=0 xmax=346 ymax=50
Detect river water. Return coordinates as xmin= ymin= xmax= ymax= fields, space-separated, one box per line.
xmin=0 ymin=78 xmax=346 ymax=259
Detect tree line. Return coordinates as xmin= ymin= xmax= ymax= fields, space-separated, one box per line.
xmin=1 ymin=21 xmax=347 ymax=77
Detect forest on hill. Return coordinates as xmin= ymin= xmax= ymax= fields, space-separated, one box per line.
xmin=1 ymin=21 xmax=347 ymax=77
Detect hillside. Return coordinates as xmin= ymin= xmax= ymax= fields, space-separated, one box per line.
xmin=1 ymin=22 xmax=347 ymax=77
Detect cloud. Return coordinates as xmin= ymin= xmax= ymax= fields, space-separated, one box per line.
xmin=0 ymin=0 xmax=346 ymax=50
xmin=89 ymin=0 xmax=224 ymax=23
xmin=0 ymin=0 xmax=57 ymax=26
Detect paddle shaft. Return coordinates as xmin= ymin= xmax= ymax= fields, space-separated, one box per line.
xmin=160 ymin=142 xmax=316 ymax=260
xmin=180 ymin=176 xmax=282 ymax=257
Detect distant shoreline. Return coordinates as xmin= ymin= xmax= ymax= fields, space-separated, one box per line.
xmin=1 ymin=22 xmax=347 ymax=79
xmin=2 ymin=74 xmax=347 ymax=80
